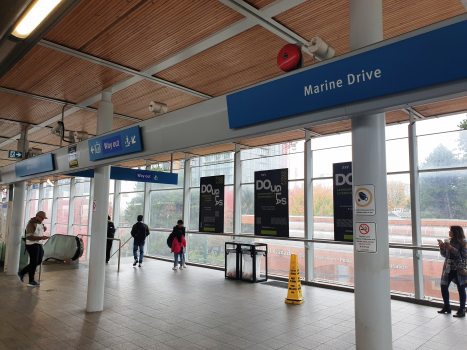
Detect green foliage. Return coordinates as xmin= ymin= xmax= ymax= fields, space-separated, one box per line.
xmin=313 ymin=183 xmax=333 ymax=216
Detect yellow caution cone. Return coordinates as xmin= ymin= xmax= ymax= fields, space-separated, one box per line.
xmin=285 ymin=254 xmax=305 ymax=304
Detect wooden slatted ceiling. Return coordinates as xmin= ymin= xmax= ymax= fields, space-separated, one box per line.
xmin=238 ymin=130 xmax=306 ymax=147
xmin=0 ymin=91 xmax=70 ymax=125
xmin=0 ymin=46 xmax=131 ymax=104
xmin=156 ymin=25 xmax=289 ymax=97
xmin=44 ymin=0 xmax=243 ymax=71
xmin=115 ymin=159 xmax=147 ymax=168
xmin=414 ymin=97 xmax=467 ymax=117
xmin=0 ymin=160 xmax=15 ymax=167
xmin=89 ymin=80 xmax=204 ymax=121
xmin=245 ymin=0 xmax=276 ymax=9
xmin=0 ymin=122 xmax=26 ymax=139
xmin=383 ymin=0 xmax=466 ymax=40
xmin=0 ymin=141 xmax=58 ymax=153
xmin=150 ymin=153 xmax=185 ymax=162
xmin=186 ymin=144 xmax=235 ymax=156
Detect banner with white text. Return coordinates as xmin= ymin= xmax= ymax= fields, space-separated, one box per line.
xmin=254 ymin=169 xmax=289 ymax=237
xmin=333 ymin=162 xmax=353 ymax=242
xmin=199 ymin=175 xmax=224 ymax=233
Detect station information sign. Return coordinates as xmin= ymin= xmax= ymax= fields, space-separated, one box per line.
xmin=88 ymin=126 xmax=142 ymax=161
xmin=15 ymin=154 xmax=54 ymax=177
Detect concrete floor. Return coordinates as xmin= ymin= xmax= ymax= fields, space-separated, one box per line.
xmin=0 ymin=257 xmax=466 ymax=350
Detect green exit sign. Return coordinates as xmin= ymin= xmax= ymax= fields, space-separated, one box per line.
xmin=8 ymin=151 xmax=23 ymax=159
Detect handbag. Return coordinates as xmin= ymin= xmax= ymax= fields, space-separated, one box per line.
xmin=453 ymin=245 xmax=467 ymax=276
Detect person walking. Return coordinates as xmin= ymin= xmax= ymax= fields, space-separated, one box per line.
xmin=17 ymin=211 xmax=50 ymax=287
xmin=438 ymin=225 xmax=467 ymax=317
xmin=171 ymin=230 xmax=186 ymax=271
xmin=131 ymin=215 xmax=149 ymax=267
xmin=167 ymin=219 xmax=187 ymax=268
xmin=106 ymin=215 xmax=116 ymax=264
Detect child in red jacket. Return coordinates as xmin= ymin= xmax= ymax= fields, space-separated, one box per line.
xmin=171 ymin=230 xmax=186 ymax=270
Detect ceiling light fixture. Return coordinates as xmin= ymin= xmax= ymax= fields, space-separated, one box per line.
xmin=46 ymin=179 xmax=54 ymax=187
xmin=11 ymin=0 xmax=62 ymax=39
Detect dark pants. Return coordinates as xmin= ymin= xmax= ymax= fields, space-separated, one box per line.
xmin=20 ymin=244 xmax=44 ymax=283
xmin=441 ymin=269 xmax=466 ymax=309
xmin=106 ymin=236 xmax=113 ymax=262
xmin=133 ymin=241 xmax=145 ymax=263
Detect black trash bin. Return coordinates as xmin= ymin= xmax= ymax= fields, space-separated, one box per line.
xmin=224 ymin=242 xmax=267 ymax=283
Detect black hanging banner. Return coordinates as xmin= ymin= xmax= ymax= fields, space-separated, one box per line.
xmin=333 ymin=162 xmax=353 ymax=242
xmin=199 ymin=175 xmax=224 ymax=233
xmin=254 ymin=168 xmax=289 ymax=237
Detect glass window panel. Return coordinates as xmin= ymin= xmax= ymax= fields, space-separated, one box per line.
xmin=117 ymin=228 xmax=133 ymax=258
xmin=58 ymin=184 xmax=70 ymax=198
xmin=42 ymin=199 xmax=53 ymax=226
xmin=189 ymin=189 xmax=200 ymax=231
xmin=314 ymin=242 xmax=354 ymax=284
xmin=418 ymin=130 xmax=467 ymax=170
xmin=386 ymin=123 xmax=408 ymax=140
xmin=75 ymin=179 xmax=90 ymax=196
xmin=186 ymin=233 xmax=233 ymax=267
xmin=191 ymin=161 xmax=233 ymax=188
xmin=151 ymin=168 xmax=184 ymax=190
xmin=146 ymin=231 xmax=173 ymax=259
xmin=55 ymin=224 xmax=68 ymax=235
xmin=43 ymin=184 xmax=53 ymax=198
xmin=30 ymin=187 xmax=39 ymax=200
xmin=28 ymin=200 xmax=38 ymax=220
xmin=149 ymin=190 xmax=183 ymax=229
xmin=242 ymin=153 xmax=304 ymax=184
xmin=241 ymin=184 xmax=254 ymax=234
xmin=387 ymin=174 xmax=412 ymax=244
xmin=416 ymin=114 xmax=465 ymax=136
xmin=74 ymin=196 xmax=89 ymax=226
xmin=312 ymin=133 xmax=351 ymax=150
xmin=58 ymin=179 xmax=71 ymax=185
xmin=313 ymin=146 xmax=352 ymax=178
xmin=241 ymin=142 xmax=304 ymax=161
xmin=108 ymin=194 xmax=114 ymax=220
xmin=56 ymin=198 xmax=69 ymax=224
xmin=119 ymin=192 xmax=144 ymax=227
xmin=73 ymin=225 xmax=87 ymax=236
xmin=423 ymin=247 xmax=457 ymax=302
xmin=289 ymin=181 xmax=304 ymax=238
xmin=389 ymin=248 xmax=414 ymax=296
xmin=313 ymin=179 xmax=333 ymax=220
xmin=420 ymin=170 xmax=467 ymax=220
xmin=121 ymin=180 xmax=144 ymax=192
xmin=386 ymin=138 xmax=409 ymax=173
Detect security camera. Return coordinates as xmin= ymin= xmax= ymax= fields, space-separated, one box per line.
xmin=149 ymin=101 xmax=168 ymax=116
xmin=51 ymin=121 xmax=64 ymax=136
xmin=306 ymin=37 xmax=335 ymax=61
xmin=27 ymin=148 xmax=42 ymax=158
xmin=74 ymin=131 xmax=89 ymax=142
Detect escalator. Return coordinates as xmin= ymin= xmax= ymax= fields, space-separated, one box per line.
xmin=43 ymin=234 xmax=84 ymax=263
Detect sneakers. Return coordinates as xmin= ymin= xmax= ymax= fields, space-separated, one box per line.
xmin=28 ymin=281 xmax=40 ymax=287
xmin=138 ymin=263 xmax=142 ymax=267
xmin=183 ymin=263 xmax=187 ymax=268
xmin=172 ymin=266 xmax=178 ymax=270
xmin=179 ymin=266 xmax=183 ymax=270
xmin=133 ymin=259 xmax=137 ymax=267
xmin=17 ymin=272 xmax=24 ymax=283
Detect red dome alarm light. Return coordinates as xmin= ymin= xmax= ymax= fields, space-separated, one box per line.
xmin=277 ymin=44 xmax=303 ymax=72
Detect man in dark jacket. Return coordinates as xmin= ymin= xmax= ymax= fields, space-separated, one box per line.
xmin=131 ymin=215 xmax=149 ymax=267
xmin=167 ymin=219 xmax=187 ymax=268
xmin=106 ymin=215 xmax=116 ymax=263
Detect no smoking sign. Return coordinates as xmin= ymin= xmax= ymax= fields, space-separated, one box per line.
xmin=355 ymin=222 xmax=377 ymax=253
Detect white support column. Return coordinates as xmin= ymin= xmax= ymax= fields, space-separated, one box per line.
xmin=38 ymin=180 xmax=44 ymax=211
xmin=24 ymin=184 xmax=32 ymax=227
xmin=86 ymin=92 xmax=113 ymax=313
xmin=182 ymin=154 xmax=191 ymax=260
xmin=350 ymin=0 xmax=392 ymax=349
xmin=67 ymin=178 xmax=76 ymax=236
xmin=304 ymin=131 xmax=314 ymax=281
xmin=113 ymin=180 xmax=121 ymax=229
xmin=5 ymin=181 xmax=26 ymax=275
xmin=3 ymin=184 xmax=13 ymax=272
xmin=86 ymin=178 xmax=95 ymax=260
xmin=233 ymin=144 xmax=242 ymax=236
xmin=408 ymin=111 xmax=424 ymax=299
xmin=50 ymin=177 xmax=59 ymax=236
xmin=143 ymin=160 xmax=151 ymax=225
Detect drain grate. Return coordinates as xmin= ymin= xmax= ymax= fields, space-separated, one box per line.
xmin=261 ymin=281 xmax=289 ymax=289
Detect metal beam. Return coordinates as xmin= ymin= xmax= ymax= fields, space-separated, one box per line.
xmin=405 ymin=107 xmax=425 ymax=119
xmin=38 ymin=40 xmax=212 ymax=100
xmin=219 ymin=0 xmax=313 ymax=52
xmin=463 ymin=0 xmax=467 ymax=11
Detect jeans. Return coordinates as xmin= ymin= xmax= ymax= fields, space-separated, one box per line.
xmin=441 ymin=269 xmax=466 ymax=309
xmin=106 ymin=236 xmax=113 ymax=262
xmin=20 ymin=244 xmax=44 ymax=283
xmin=174 ymin=252 xmax=185 ymax=267
xmin=133 ymin=241 xmax=145 ymax=263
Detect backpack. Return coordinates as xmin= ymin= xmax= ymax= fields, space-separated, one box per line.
xmin=167 ymin=232 xmax=175 ymax=248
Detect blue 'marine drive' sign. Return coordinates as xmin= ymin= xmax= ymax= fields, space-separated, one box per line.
xmin=227 ymin=19 xmax=467 ymax=128
xmin=88 ymin=126 xmax=142 ymax=161
xmin=15 ymin=154 xmax=54 ymax=177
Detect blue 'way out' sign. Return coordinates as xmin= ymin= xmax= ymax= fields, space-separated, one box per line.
xmin=88 ymin=126 xmax=142 ymax=161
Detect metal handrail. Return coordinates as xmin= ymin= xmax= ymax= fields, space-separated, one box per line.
xmin=146 ymin=228 xmax=441 ymax=252
xmin=78 ymin=234 xmax=123 ymax=272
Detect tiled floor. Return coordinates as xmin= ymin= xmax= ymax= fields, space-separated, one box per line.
xmin=0 ymin=257 xmax=466 ymax=350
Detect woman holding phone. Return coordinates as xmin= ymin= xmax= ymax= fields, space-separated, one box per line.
xmin=438 ymin=225 xmax=467 ymax=317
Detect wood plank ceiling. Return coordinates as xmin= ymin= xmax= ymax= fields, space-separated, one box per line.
xmin=0 ymin=0 xmax=466 ymax=170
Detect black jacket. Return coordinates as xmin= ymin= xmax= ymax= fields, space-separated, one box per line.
xmin=107 ymin=221 xmax=116 ymax=238
xmin=131 ymin=221 xmax=149 ymax=242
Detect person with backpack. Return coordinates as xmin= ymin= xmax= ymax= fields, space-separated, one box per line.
xmin=106 ymin=215 xmax=116 ymax=264
xmin=167 ymin=219 xmax=187 ymax=268
xmin=17 ymin=211 xmax=50 ymax=287
xmin=131 ymin=215 xmax=149 ymax=267
xmin=171 ymin=230 xmax=186 ymax=271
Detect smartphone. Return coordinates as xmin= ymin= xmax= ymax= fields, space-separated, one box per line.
xmin=437 ymin=239 xmax=444 ymax=245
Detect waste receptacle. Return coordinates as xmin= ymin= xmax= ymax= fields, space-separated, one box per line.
xmin=242 ymin=251 xmax=265 ymax=282
xmin=225 ymin=248 xmax=239 ymax=279
xmin=225 ymin=241 xmax=267 ymax=283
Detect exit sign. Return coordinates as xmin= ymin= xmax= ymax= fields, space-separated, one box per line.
xmin=8 ymin=151 xmax=23 ymax=159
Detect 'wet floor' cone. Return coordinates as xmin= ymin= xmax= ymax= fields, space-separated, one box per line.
xmin=285 ymin=254 xmax=304 ymax=304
